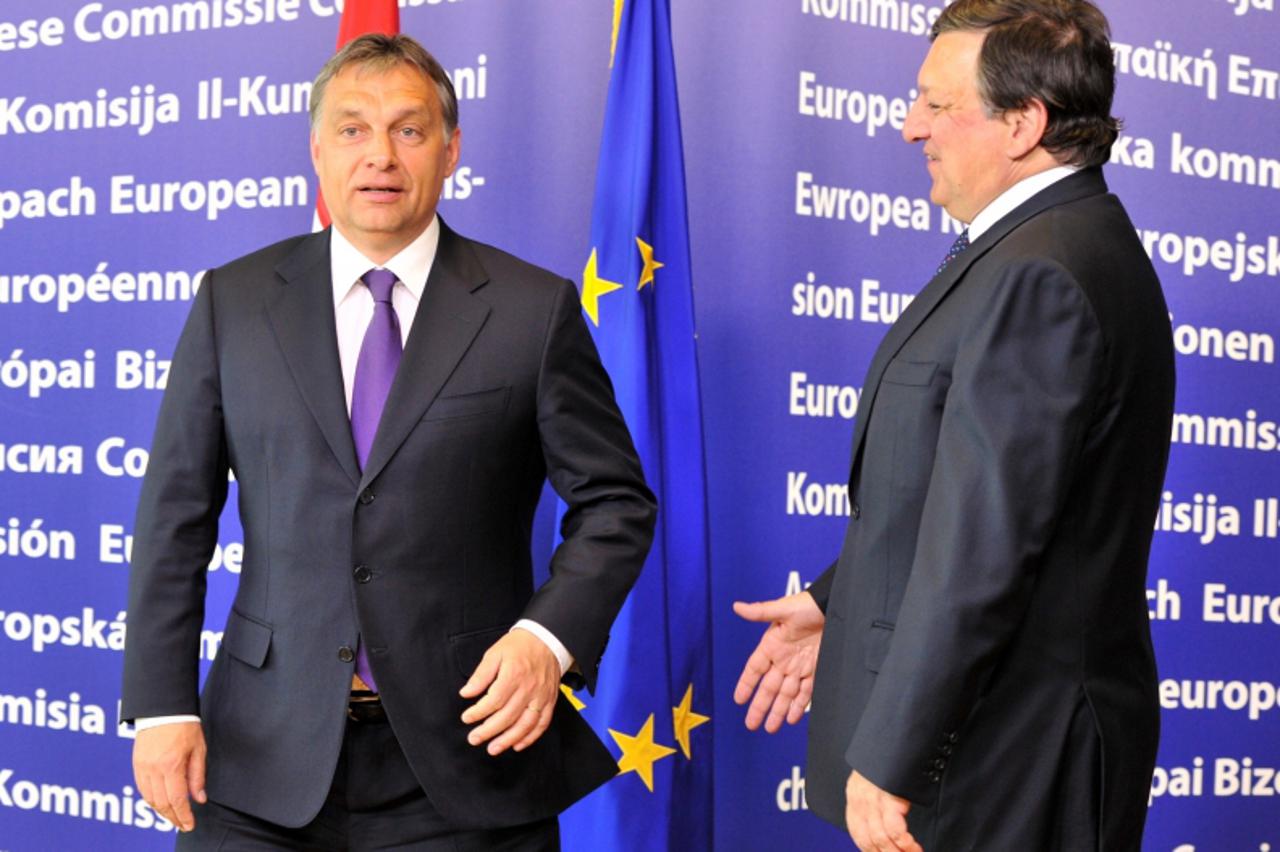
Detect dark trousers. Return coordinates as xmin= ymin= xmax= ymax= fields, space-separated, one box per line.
xmin=176 ymin=716 xmax=559 ymax=851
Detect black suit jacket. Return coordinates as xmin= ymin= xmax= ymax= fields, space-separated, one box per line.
xmin=805 ymin=169 xmax=1174 ymax=850
xmin=121 ymin=222 xmax=656 ymax=829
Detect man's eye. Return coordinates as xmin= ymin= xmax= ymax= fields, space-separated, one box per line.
xmin=339 ymin=127 xmax=360 ymax=137
xmin=399 ymin=127 xmax=421 ymax=138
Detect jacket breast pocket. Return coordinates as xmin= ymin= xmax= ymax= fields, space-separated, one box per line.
xmin=864 ymin=620 xmax=895 ymax=673
xmin=222 ymin=607 xmax=272 ymax=669
xmin=877 ymin=358 xmax=944 ymax=494
xmin=881 ymin=359 xmax=937 ymax=387
xmin=422 ymin=386 xmax=510 ymax=422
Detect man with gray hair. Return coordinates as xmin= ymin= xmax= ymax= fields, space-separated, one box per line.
xmin=122 ymin=34 xmax=654 ymax=850
xmin=735 ymin=1 xmax=1174 ymax=849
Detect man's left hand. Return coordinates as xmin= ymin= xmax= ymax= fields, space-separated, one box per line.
xmin=459 ymin=628 xmax=560 ymax=755
xmin=845 ymin=770 xmax=922 ymax=852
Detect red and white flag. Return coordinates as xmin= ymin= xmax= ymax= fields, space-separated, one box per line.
xmin=315 ymin=0 xmax=401 ymax=229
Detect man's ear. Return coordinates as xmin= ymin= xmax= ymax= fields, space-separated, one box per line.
xmin=444 ymin=126 xmax=462 ymax=178
xmin=1004 ymin=98 xmax=1049 ymax=159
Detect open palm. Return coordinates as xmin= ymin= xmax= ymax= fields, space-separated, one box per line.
xmin=732 ymin=592 xmax=825 ymax=733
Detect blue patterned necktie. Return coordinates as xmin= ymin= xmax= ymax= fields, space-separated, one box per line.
xmin=348 ymin=267 xmax=401 ymax=692
xmin=936 ymin=229 xmax=970 ymax=275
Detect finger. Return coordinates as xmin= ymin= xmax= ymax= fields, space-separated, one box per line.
xmin=847 ymin=813 xmax=870 ymax=850
xmin=144 ymin=776 xmax=180 ymax=835
xmin=745 ymin=665 xmax=784 ymax=730
xmin=138 ymin=767 xmax=177 ymax=831
xmin=161 ymin=766 xmax=195 ymax=832
xmin=133 ymin=761 xmax=153 ymax=813
xmin=467 ymin=685 xmax=529 ymax=746
xmin=733 ymin=646 xmax=773 ymax=705
xmin=882 ymin=801 xmax=920 ymax=852
xmin=732 ymin=599 xmax=786 ymax=624
xmin=864 ymin=813 xmax=892 ymax=852
xmin=785 ymin=688 xmax=810 ymax=725
xmin=514 ymin=702 xmax=556 ymax=752
xmin=487 ymin=701 xmax=544 ymax=755
xmin=867 ymin=806 xmax=915 ymax=852
xmin=893 ymin=831 xmax=922 ymax=852
xmin=187 ymin=743 xmax=208 ymax=805
xmin=763 ymin=671 xmax=802 ymax=733
xmin=462 ymin=663 xmax=518 ymax=724
xmin=460 ymin=648 xmax=502 ymax=699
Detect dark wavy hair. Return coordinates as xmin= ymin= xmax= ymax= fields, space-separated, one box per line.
xmin=932 ymin=0 xmax=1120 ymax=167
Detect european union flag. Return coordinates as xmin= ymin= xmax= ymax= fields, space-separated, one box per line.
xmin=561 ymin=0 xmax=713 ymax=849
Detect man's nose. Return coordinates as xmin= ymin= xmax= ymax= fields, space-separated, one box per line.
xmin=902 ymin=97 xmax=928 ymax=143
xmin=365 ymin=130 xmax=396 ymax=167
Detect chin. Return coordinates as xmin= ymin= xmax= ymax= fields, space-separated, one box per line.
xmin=351 ymin=214 xmax=406 ymax=233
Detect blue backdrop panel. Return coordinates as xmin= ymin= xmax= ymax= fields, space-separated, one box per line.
xmin=0 ymin=0 xmax=1275 ymax=849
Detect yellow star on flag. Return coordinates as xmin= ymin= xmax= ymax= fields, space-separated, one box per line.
xmin=560 ymin=684 xmax=586 ymax=711
xmin=672 ymin=684 xmax=710 ymax=760
xmin=581 ymin=248 xmax=623 ymax=327
xmin=636 ymin=237 xmax=664 ymax=290
xmin=609 ymin=713 xmax=677 ymax=792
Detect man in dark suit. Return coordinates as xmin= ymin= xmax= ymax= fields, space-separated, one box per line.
xmin=121 ymin=34 xmax=655 ymax=850
xmin=734 ymin=1 xmax=1174 ymax=849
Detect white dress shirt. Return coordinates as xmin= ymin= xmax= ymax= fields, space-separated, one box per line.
xmin=965 ymin=165 xmax=1080 ymax=240
xmin=135 ymin=219 xmax=570 ymax=731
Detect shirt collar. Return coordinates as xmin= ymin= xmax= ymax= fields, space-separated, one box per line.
xmin=966 ymin=165 xmax=1079 ymax=242
xmin=330 ymin=216 xmax=440 ymax=307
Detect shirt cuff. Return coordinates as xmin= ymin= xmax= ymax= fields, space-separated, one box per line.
xmin=512 ymin=619 xmax=573 ymax=676
xmin=133 ymin=715 xmax=201 ymax=731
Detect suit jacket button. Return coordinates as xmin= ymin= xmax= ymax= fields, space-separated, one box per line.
xmin=928 ymin=771 xmax=942 ymax=783
xmin=338 ymin=646 xmax=355 ymax=663
xmin=851 ymin=503 xmax=861 ymax=520
xmin=933 ymin=758 xmax=946 ymax=769
xmin=948 ymin=732 xmax=959 ymax=743
xmin=354 ymin=565 xmax=372 ymax=583
xmin=359 ymin=489 xmax=375 ymax=505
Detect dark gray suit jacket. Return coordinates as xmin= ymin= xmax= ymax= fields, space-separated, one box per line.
xmin=121 ymin=222 xmax=656 ymax=829
xmin=806 ymin=169 xmax=1174 ymax=850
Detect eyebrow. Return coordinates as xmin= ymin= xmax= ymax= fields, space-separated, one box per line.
xmin=331 ymin=104 xmax=433 ymax=124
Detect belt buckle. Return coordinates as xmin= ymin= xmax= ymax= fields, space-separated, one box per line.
xmin=347 ymin=690 xmax=382 ymax=722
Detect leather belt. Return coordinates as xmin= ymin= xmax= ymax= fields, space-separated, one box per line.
xmin=347 ymin=690 xmax=386 ymax=723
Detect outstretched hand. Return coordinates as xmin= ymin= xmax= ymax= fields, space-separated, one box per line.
xmin=732 ymin=591 xmax=825 ymax=732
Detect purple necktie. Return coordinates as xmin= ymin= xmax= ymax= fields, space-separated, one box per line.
xmin=349 ymin=268 xmax=401 ymax=692
xmin=936 ymin=228 xmax=970 ymax=275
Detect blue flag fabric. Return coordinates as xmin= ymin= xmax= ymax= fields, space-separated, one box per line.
xmin=560 ymin=1 xmax=713 ymax=850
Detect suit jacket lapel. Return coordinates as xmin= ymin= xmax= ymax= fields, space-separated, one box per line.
xmin=267 ymin=231 xmax=363 ymax=488
xmin=847 ymin=168 xmax=1109 ymax=482
xmin=358 ymin=221 xmax=492 ymax=490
